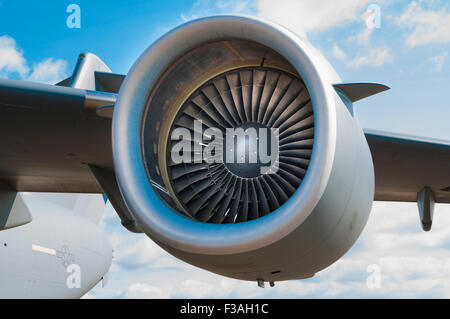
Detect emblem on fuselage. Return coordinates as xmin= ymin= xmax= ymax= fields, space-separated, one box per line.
xmin=56 ymin=245 xmax=75 ymax=268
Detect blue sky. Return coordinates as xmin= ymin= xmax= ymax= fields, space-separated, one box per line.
xmin=2 ymin=0 xmax=449 ymax=140
xmin=3 ymin=0 xmax=450 ymax=298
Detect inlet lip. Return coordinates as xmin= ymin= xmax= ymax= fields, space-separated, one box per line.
xmin=112 ymin=15 xmax=337 ymax=255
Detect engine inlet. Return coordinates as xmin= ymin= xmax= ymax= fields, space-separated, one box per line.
xmin=141 ymin=41 xmax=314 ymax=224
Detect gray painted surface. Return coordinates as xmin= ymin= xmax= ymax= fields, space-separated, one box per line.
xmin=112 ymin=15 xmax=374 ymax=281
xmin=365 ymin=129 xmax=450 ymax=203
xmin=0 ymin=195 xmax=112 ymax=298
xmin=333 ymin=82 xmax=390 ymax=102
xmin=0 ymin=182 xmax=32 ymax=230
xmin=69 ymin=52 xmax=111 ymax=90
xmin=417 ymin=187 xmax=435 ymax=231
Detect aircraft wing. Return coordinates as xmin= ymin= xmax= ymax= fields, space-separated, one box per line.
xmin=0 ymin=77 xmax=114 ymax=193
xmin=1 ymin=52 xmax=450 ymax=234
xmin=0 ymin=53 xmax=141 ymax=232
xmin=365 ymin=129 xmax=450 ymax=203
xmin=1 ymin=77 xmax=450 ymax=202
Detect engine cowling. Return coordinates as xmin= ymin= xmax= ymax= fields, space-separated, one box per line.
xmin=112 ymin=15 xmax=374 ymax=283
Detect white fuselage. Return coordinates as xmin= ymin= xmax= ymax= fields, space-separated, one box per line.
xmin=0 ymin=195 xmax=112 ymax=298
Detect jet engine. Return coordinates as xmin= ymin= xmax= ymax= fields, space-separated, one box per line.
xmin=112 ymin=15 xmax=374 ymax=284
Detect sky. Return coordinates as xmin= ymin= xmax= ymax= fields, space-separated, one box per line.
xmin=2 ymin=0 xmax=450 ymax=298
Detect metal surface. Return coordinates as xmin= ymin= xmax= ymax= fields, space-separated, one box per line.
xmin=334 ymin=82 xmax=390 ymax=102
xmin=0 ymin=77 xmax=117 ymax=113
xmin=112 ymin=15 xmax=376 ymax=282
xmin=159 ymin=87 xmax=374 ymax=281
xmin=0 ymin=182 xmax=32 ymax=230
xmin=94 ymin=72 xmax=125 ymax=93
xmin=69 ymin=52 xmax=111 ymax=90
xmin=365 ymin=129 xmax=450 ymax=203
xmin=164 ymin=67 xmax=313 ymax=223
xmin=96 ymin=104 xmax=114 ymax=118
xmin=89 ymin=165 xmax=142 ymax=233
xmin=84 ymin=90 xmax=116 ymax=112
xmin=417 ymin=186 xmax=434 ymax=231
xmin=113 ymin=16 xmax=339 ymax=256
xmin=0 ymin=78 xmax=113 ymax=193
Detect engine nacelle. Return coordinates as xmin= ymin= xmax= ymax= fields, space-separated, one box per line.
xmin=112 ymin=15 xmax=374 ymax=282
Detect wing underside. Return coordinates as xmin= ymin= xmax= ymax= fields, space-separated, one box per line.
xmin=0 ymin=77 xmax=113 ymax=193
xmin=365 ymin=129 xmax=450 ymax=203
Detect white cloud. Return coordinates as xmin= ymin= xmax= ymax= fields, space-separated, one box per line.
xmin=126 ymin=282 xmax=171 ymax=299
xmin=356 ymin=27 xmax=374 ymax=45
xmin=215 ymin=0 xmax=253 ymax=13
xmin=0 ymin=35 xmax=29 ymax=77
xmin=178 ymin=279 xmax=216 ymax=298
xmin=397 ymin=1 xmax=450 ymax=47
xmin=332 ymin=44 xmax=347 ymax=60
xmin=27 ymin=58 xmax=67 ymax=84
xmin=178 ymin=0 xmax=392 ymax=70
xmin=88 ymin=201 xmax=450 ymax=299
xmin=349 ymin=47 xmax=392 ymax=68
xmin=180 ymin=0 xmax=379 ymax=39
xmin=180 ymin=0 xmax=254 ymax=23
xmin=257 ymin=0 xmax=375 ymax=38
xmin=0 ymin=35 xmax=68 ymax=84
xmin=428 ymin=51 xmax=447 ymax=71
xmin=114 ymin=235 xmax=180 ymax=269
